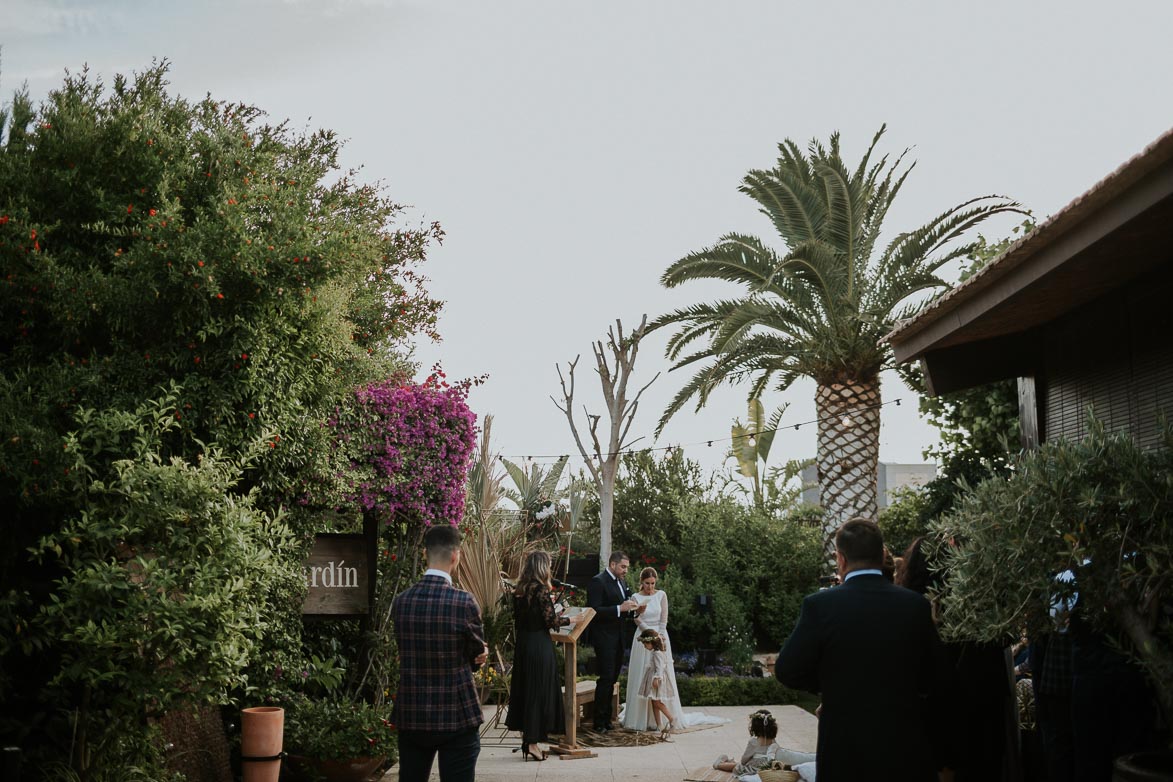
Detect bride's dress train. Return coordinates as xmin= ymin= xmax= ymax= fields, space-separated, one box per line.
xmin=619 ymin=590 xmax=729 ymax=730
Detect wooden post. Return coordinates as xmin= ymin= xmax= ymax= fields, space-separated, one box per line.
xmin=547 ymin=608 xmax=597 ymax=760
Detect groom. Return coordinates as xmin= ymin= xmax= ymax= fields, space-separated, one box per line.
xmin=586 ymin=550 xmax=643 ymax=732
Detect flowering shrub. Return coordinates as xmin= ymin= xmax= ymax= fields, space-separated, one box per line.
xmin=331 ymin=375 xmax=477 ymax=527
xmin=0 ymin=62 xmax=446 ymax=774
xmin=284 ymin=694 xmax=397 ymax=761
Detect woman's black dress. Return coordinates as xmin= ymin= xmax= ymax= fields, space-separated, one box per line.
xmin=505 ymin=585 xmax=568 ymax=744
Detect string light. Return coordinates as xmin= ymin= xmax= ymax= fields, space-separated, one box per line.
xmin=496 ymin=396 xmax=909 ymax=463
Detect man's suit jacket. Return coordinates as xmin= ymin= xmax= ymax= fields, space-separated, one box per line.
xmin=775 ymin=574 xmax=942 ymax=782
xmin=391 ymin=574 xmax=486 ymax=732
xmin=586 ymin=570 xmax=632 ymax=650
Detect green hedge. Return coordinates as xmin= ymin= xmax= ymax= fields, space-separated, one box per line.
xmin=617 ymin=674 xmax=816 ymax=711
xmin=678 ymin=676 xmax=810 ymax=708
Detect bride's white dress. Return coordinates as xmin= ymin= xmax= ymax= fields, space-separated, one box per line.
xmin=620 ymin=590 xmax=728 ymax=730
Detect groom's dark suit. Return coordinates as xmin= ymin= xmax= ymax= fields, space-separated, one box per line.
xmin=775 ymin=573 xmax=942 ymax=782
xmin=586 ymin=568 xmax=634 ymax=730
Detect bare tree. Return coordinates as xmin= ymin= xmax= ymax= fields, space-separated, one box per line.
xmin=552 ymin=316 xmax=659 ymax=564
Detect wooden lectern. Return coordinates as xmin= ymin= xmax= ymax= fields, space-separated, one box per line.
xmin=547 ymin=607 xmax=598 ymax=760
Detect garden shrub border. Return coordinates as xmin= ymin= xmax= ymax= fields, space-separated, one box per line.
xmin=616 ymin=673 xmax=816 ymax=712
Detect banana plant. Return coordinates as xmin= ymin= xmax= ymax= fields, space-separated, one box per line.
xmin=729 ymin=398 xmax=788 ymax=508
xmin=501 ymin=455 xmax=569 ymax=521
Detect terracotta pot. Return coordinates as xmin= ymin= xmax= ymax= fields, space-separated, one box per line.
xmin=241 ymin=706 xmax=285 ymax=782
xmin=1113 ymin=751 xmax=1173 ymax=782
xmin=287 ymin=754 xmax=386 ymax=782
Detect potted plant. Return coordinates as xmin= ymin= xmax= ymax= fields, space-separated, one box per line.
xmin=931 ymin=419 xmax=1173 ymax=775
xmin=282 ymin=694 xmax=396 ymax=782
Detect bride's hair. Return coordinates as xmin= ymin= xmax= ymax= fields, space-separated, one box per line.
xmin=514 ymin=551 xmax=553 ymax=599
xmin=637 ymin=628 xmax=665 ymax=651
xmin=639 ymin=566 xmax=658 ymax=583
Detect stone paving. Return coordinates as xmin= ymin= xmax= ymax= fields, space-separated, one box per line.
xmin=379 ymin=704 xmax=818 ymax=782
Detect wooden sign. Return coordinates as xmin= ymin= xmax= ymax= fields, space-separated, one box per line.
xmin=302 ymin=533 xmax=374 ymax=617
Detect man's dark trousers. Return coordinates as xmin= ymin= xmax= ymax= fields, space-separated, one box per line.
xmin=593 ymin=630 xmax=624 ymax=730
xmin=586 ymin=569 xmax=630 ymax=730
xmin=397 ymin=727 xmax=479 ymax=782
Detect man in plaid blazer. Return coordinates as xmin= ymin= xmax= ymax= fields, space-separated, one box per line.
xmin=392 ymin=524 xmax=489 ymax=782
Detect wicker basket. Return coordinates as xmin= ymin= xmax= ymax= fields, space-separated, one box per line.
xmin=758 ymin=768 xmax=799 ymax=782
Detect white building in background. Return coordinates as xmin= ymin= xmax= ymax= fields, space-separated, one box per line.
xmin=800 ymin=462 xmax=937 ymax=510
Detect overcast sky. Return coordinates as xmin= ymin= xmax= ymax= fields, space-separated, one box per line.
xmin=4 ymin=0 xmax=1172 ymax=480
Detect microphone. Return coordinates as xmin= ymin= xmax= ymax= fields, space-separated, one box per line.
xmin=552 ymin=579 xmax=576 ymax=591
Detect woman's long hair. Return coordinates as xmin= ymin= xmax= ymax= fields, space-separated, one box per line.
xmin=514 ymin=550 xmax=553 ymax=601
xmin=898 ymin=537 xmax=937 ymax=595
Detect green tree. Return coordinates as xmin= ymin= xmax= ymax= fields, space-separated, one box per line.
xmin=653 ymin=127 xmax=1021 ymax=543
xmin=598 ymin=451 xmax=823 ymax=653
xmin=657 ymin=498 xmax=824 ymax=652
xmin=604 ymin=448 xmax=710 ymax=563
xmin=28 ymin=391 xmax=296 ymax=774
xmin=932 ymin=420 xmax=1173 ymax=738
xmin=0 ymin=63 xmax=442 ymax=771
xmin=877 ymin=485 xmax=930 ymax=557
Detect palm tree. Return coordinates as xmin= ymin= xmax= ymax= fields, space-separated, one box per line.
xmin=653 ymin=126 xmax=1021 ymax=543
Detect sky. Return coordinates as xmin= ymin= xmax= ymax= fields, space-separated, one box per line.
xmin=3 ymin=0 xmax=1172 ymax=481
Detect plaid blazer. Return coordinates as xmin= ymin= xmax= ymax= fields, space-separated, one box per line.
xmin=392 ymin=574 xmax=486 ymax=732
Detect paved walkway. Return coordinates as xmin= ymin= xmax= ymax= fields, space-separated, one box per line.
xmin=380 ymin=704 xmax=818 ymax=782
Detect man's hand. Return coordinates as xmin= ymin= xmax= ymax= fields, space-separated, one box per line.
xmin=620 ymin=599 xmax=638 ymax=613
xmin=474 ymin=644 xmax=489 ymax=666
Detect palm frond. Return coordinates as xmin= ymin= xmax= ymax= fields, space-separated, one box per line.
xmin=659 ymin=233 xmax=781 ymax=293
xmin=653 ymin=126 xmax=1021 ymax=435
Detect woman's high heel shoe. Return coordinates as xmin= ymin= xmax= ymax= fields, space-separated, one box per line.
xmin=659 ymin=724 xmax=673 ymax=741
xmin=522 ymin=744 xmax=546 ymax=762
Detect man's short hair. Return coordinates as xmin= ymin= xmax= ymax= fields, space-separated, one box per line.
xmin=835 ymin=518 xmax=884 ymax=568
xmin=424 ymin=523 xmax=461 ymax=564
xmin=608 ymin=550 xmax=629 ymax=565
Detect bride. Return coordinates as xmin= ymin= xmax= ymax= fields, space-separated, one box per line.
xmin=621 ymin=566 xmax=727 ymax=731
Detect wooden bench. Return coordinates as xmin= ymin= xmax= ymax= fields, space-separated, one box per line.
xmin=562 ymin=679 xmax=620 ymax=728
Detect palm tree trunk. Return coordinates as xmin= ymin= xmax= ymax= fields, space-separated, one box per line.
xmin=815 ymin=379 xmax=881 ymax=550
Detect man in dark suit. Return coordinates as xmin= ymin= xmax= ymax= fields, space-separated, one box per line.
xmin=586 ymin=550 xmax=643 ymax=732
xmin=776 ymin=518 xmax=941 ymax=782
xmin=392 ymin=524 xmax=489 ymax=782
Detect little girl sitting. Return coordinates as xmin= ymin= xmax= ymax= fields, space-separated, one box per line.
xmin=712 ymin=709 xmax=779 ymax=776
xmin=712 ymin=709 xmax=817 ymax=779
xmin=636 ymin=628 xmax=677 ymax=739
